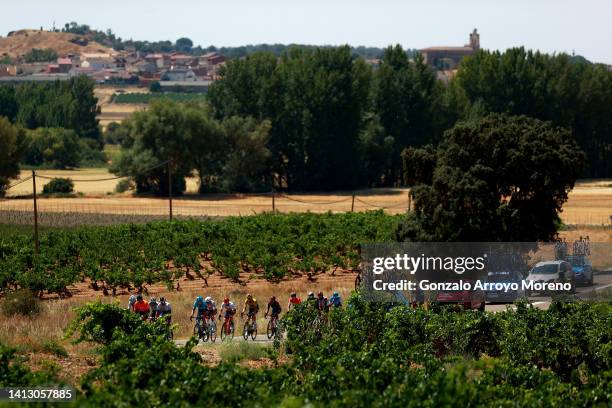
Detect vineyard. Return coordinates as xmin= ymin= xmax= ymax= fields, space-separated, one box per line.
xmin=3 ymin=298 xmax=609 ymax=406
xmin=111 ymin=92 xmax=208 ymax=104
xmin=0 ymin=212 xmax=399 ymax=296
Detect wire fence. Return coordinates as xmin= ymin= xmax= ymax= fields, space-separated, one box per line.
xmin=0 ymin=165 xmax=416 ymax=233
xmin=1 ymin=167 xmax=610 ymax=232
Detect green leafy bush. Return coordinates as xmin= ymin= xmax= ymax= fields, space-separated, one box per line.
xmin=114 ymin=178 xmax=134 ymax=193
xmin=42 ymin=177 xmax=74 ymax=194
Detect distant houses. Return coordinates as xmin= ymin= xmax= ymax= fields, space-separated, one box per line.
xmin=0 ymin=48 xmax=226 ymax=89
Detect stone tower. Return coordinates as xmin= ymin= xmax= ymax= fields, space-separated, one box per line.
xmin=469 ymin=28 xmax=480 ymax=50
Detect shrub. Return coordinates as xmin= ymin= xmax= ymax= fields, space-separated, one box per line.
xmin=42 ymin=178 xmax=74 ymax=194
xmin=114 ymin=178 xmax=134 ymax=193
xmin=1 ymin=289 xmax=41 ymax=316
xmin=23 ymin=128 xmax=80 ymax=169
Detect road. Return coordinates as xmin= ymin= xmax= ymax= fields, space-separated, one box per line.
xmin=174 ymin=272 xmax=612 ymax=346
xmin=486 ymin=271 xmax=612 ymax=312
xmin=175 ymin=333 xmax=274 ymax=347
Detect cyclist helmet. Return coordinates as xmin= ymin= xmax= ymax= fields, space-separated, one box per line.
xmin=137 ymin=294 xmax=143 ymax=301
xmin=129 ymin=294 xmax=136 ymax=304
xmin=307 ymin=291 xmax=314 ymax=299
xmin=160 ymin=297 xmax=166 ymax=303
xmin=270 ymin=296 xmax=276 ymax=302
xmin=205 ymin=296 xmax=212 ymax=303
xmin=224 ymin=297 xmax=230 ymax=304
xmin=149 ymin=297 xmax=156 ymax=303
xmin=290 ymin=292 xmax=297 ymax=298
xmin=333 ymin=291 xmax=339 ymax=297
xmin=246 ymin=294 xmax=253 ymax=300
xmin=317 ymin=291 xmax=324 ymax=297
xmin=196 ymin=295 xmax=203 ymax=302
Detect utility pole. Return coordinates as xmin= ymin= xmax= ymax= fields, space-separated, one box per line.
xmin=272 ymin=188 xmax=276 ymax=213
xmin=167 ymin=161 xmax=173 ymax=221
xmin=408 ymin=190 xmax=412 ymax=212
xmin=32 ymin=170 xmax=39 ymax=254
xmin=351 ymin=194 xmax=355 ymax=212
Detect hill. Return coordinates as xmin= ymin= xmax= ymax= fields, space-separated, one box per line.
xmin=0 ymin=29 xmax=115 ymax=59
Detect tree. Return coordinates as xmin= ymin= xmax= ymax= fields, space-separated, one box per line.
xmin=110 ymin=100 xmax=196 ymax=195
xmin=453 ymin=48 xmax=608 ymax=177
xmin=0 ymin=117 xmax=25 ymax=196
xmin=220 ymin=117 xmax=271 ymax=192
xmin=23 ymin=128 xmax=80 ymax=169
xmin=14 ymin=77 xmax=101 ymax=142
xmin=209 ymin=47 xmax=373 ymax=191
xmin=375 ymin=46 xmax=448 ymax=185
xmin=175 ymin=38 xmax=193 ymax=53
xmin=397 ymin=115 xmax=586 ymax=242
xmin=0 ymin=86 xmax=17 ymax=122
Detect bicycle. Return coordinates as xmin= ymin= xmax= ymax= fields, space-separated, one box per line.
xmin=266 ymin=314 xmax=280 ymax=339
xmin=192 ymin=316 xmax=205 ymax=341
xmin=204 ymin=317 xmax=217 ymax=343
xmin=242 ymin=313 xmax=258 ymax=341
xmin=220 ymin=315 xmax=235 ymax=341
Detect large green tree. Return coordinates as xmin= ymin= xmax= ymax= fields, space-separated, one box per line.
xmin=209 ymin=47 xmax=373 ymax=191
xmin=23 ymin=127 xmax=81 ymax=169
xmin=454 ymin=48 xmax=609 ymax=177
xmin=375 ymin=46 xmax=450 ymax=184
xmin=397 ymin=115 xmax=586 ymax=242
xmin=111 ymin=100 xmax=194 ymax=195
xmin=14 ymin=76 xmax=101 ymax=142
xmin=0 ymin=117 xmax=25 ymax=196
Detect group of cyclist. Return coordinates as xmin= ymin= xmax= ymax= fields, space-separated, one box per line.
xmin=127 ymin=290 xmax=342 ymax=335
xmin=128 ymin=294 xmax=173 ymax=322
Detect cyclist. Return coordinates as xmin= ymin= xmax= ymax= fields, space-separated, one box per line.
xmin=133 ymin=294 xmax=149 ymax=320
xmin=328 ymin=291 xmax=342 ymax=308
xmin=287 ymin=292 xmax=301 ymax=310
xmin=204 ymin=296 xmax=217 ymax=324
xmin=190 ymin=295 xmax=207 ymax=322
xmin=156 ymin=297 xmax=172 ymax=323
xmin=306 ymin=291 xmax=317 ymax=308
xmin=241 ymin=294 xmax=259 ymax=331
xmin=148 ymin=297 xmax=158 ymax=321
xmin=218 ymin=297 xmax=237 ymax=334
xmin=128 ymin=294 xmax=137 ymax=311
xmin=316 ymin=291 xmax=328 ymax=312
xmin=265 ymin=296 xmax=282 ymax=321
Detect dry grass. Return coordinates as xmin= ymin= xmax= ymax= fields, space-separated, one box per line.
xmin=0 ymin=29 xmax=113 ymax=58
xmin=3 ymin=179 xmax=610 ymax=223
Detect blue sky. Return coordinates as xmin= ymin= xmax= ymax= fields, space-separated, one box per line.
xmin=2 ymin=0 xmax=611 ymax=63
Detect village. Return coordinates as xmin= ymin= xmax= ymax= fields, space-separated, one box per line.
xmin=0 ymin=29 xmax=227 ymax=91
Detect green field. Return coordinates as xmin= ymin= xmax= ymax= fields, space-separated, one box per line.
xmin=111 ymin=92 xmax=207 ymax=104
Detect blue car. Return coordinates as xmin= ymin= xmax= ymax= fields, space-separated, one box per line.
xmin=566 ymin=255 xmax=593 ymax=286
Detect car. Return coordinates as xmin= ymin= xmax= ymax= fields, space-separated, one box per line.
xmin=436 ymin=281 xmax=486 ymax=311
xmin=566 ymin=255 xmax=593 ymax=286
xmin=484 ymin=270 xmax=526 ymax=303
xmin=525 ymin=260 xmax=575 ymax=295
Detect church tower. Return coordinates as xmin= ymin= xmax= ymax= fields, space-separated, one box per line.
xmin=469 ymin=28 xmax=480 ymax=50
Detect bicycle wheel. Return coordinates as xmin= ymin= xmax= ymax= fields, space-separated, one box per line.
xmin=243 ymin=321 xmax=250 ymax=340
xmin=193 ymin=321 xmax=201 ymax=342
xmin=251 ymin=324 xmax=257 ymax=341
xmin=209 ymin=321 xmax=217 ymax=343
xmin=266 ymin=320 xmax=274 ymax=339
xmin=220 ymin=321 xmax=228 ymax=341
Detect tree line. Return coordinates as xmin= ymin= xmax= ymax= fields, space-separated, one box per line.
xmin=0 ymin=77 xmax=103 ymax=193
xmin=107 ymin=45 xmax=605 ymax=195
